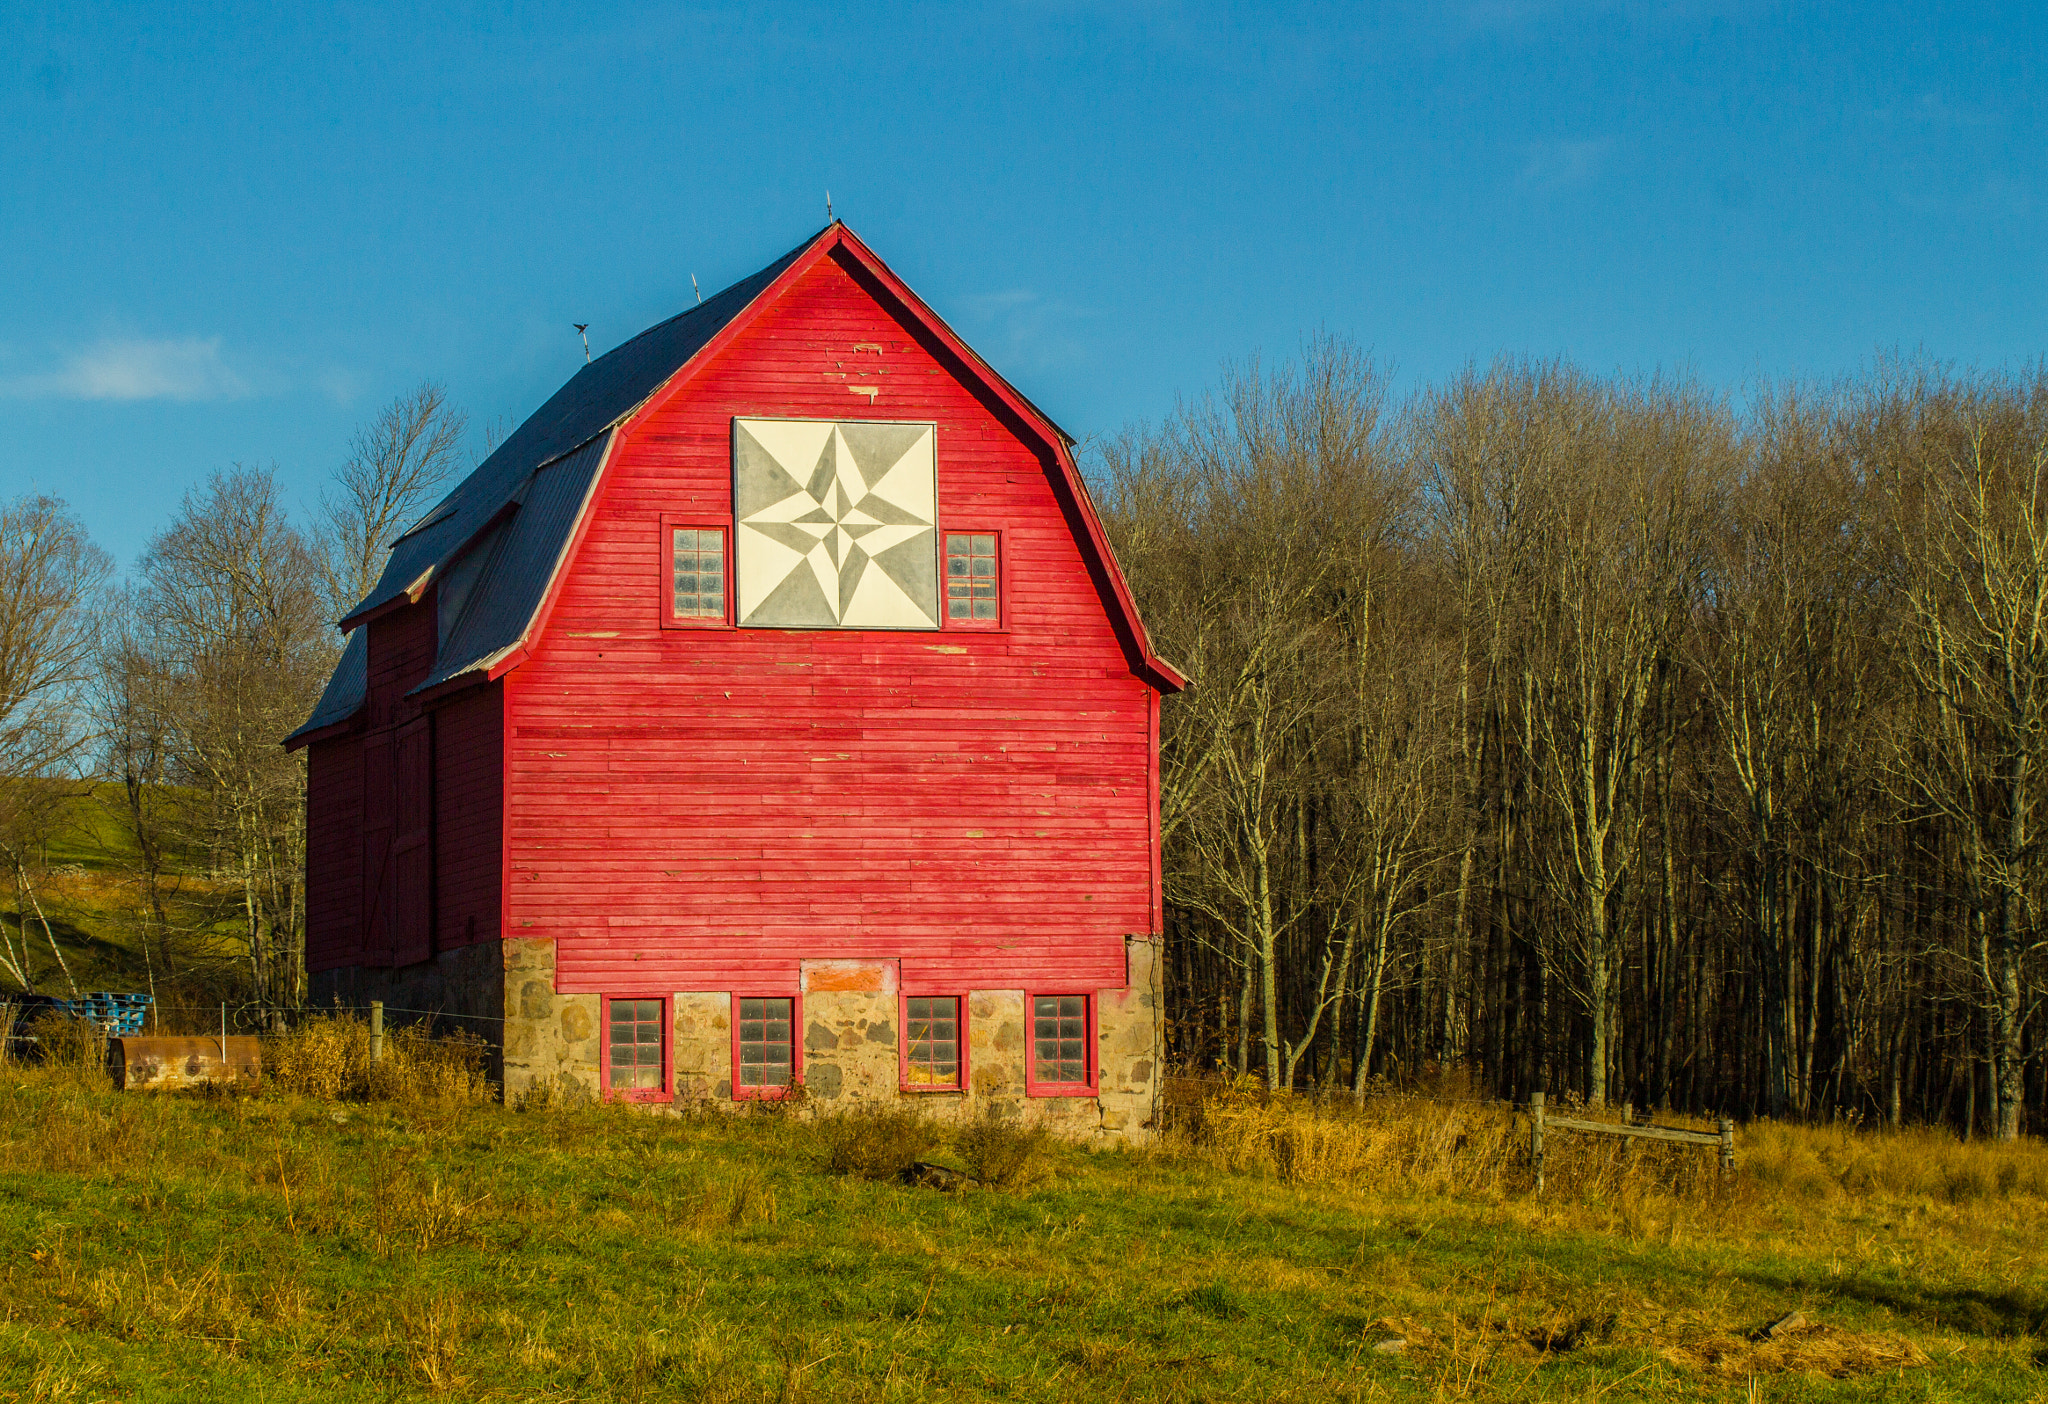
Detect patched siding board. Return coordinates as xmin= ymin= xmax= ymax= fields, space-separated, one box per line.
xmin=506 ymin=251 xmax=1153 ymax=996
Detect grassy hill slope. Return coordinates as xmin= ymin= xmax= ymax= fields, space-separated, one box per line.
xmin=0 ymin=1048 xmax=2043 ymax=1402
xmin=2 ymin=781 xmax=247 ymax=1003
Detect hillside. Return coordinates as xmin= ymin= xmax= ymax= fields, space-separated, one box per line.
xmin=1 ymin=1042 xmax=2043 ymax=1402
xmin=1 ymin=782 xmax=246 ymax=1004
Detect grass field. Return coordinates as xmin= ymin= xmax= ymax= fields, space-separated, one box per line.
xmin=2 ymin=782 xmax=247 ymax=1005
xmin=0 ymin=1032 xmax=2044 ymax=1403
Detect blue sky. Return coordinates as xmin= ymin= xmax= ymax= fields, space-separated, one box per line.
xmin=4 ymin=1 xmax=2042 ymax=570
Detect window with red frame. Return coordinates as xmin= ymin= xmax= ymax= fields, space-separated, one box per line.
xmin=903 ymin=995 xmax=962 ymax=1090
xmin=1031 ymin=994 xmax=1091 ymax=1088
xmin=943 ymin=532 xmax=999 ymax=625
xmin=670 ymin=526 xmax=727 ymax=622
xmin=606 ymin=998 xmax=665 ymax=1097
xmin=736 ymin=996 xmax=794 ymax=1092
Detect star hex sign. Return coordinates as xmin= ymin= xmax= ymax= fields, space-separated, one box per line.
xmin=732 ymin=419 xmax=939 ymax=628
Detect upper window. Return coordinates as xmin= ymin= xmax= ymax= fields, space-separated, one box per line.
xmin=669 ymin=525 xmax=728 ymax=623
xmin=735 ymin=996 xmax=795 ymax=1097
xmin=1028 ymin=993 xmax=1094 ymax=1094
xmin=945 ymin=532 xmax=1000 ymax=627
xmin=605 ymin=997 xmax=668 ymax=1101
xmin=903 ymin=995 xmax=964 ymax=1091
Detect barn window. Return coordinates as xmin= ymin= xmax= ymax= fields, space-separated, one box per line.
xmin=1027 ymin=993 xmax=1095 ymax=1094
xmin=604 ymin=996 xmax=668 ymax=1101
xmin=944 ymin=532 xmax=1000 ymax=627
xmin=902 ymin=995 xmax=964 ymax=1091
xmin=734 ymin=996 xmax=797 ymax=1097
xmin=663 ymin=516 xmax=729 ymax=626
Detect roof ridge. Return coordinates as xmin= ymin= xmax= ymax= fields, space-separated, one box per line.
xmin=586 ymin=224 xmax=833 ymax=366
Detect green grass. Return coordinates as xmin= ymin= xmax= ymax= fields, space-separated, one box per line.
xmin=3 ymin=781 xmax=247 ymax=1001
xmin=1 ymin=1065 xmax=2043 ymax=1402
xmin=34 ymin=782 xmax=150 ymax=873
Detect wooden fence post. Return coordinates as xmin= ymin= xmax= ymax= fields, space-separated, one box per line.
xmin=370 ymin=1001 xmax=384 ymax=1064
xmin=1718 ymin=1118 xmax=1735 ymax=1177
xmin=1530 ymin=1091 xmax=1546 ymax=1192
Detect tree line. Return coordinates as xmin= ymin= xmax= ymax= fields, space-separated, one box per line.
xmin=1095 ymin=344 xmax=2048 ymax=1141
xmin=4 ymin=348 xmax=2043 ymax=1141
xmin=0 ymin=386 xmax=467 ymax=1013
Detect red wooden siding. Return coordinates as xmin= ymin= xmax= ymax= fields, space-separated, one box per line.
xmin=304 ymin=735 xmax=363 ymax=971
xmin=360 ymin=729 xmax=396 ymax=966
xmin=392 ymin=718 xmax=432 ymax=964
xmin=364 ymin=597 xmax=437 ymax=729
xmin=507 ymin=248 xmax=1158 ymax=996
xmin=306 ymin=591 xmax=508 ymax=973
xmin=431 ymin=681 xmax=504 ymax=950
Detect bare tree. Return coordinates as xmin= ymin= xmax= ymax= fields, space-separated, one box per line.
xmin=1695 ymin=385 xmax=1890 ymax=1117
xmin=1883 ymin=377 xmax=2048 ymax=1140
xmin=320 ymin=382 xmax=468 ymax=623
xmin=140 ymin=468 xmax=333 ymax=1008
xmin=85 ymin=597 xmax=190 ymax=990
xmin=0 ymin=496 xmax=110 ymax=993
xmin=1526 ymin=378 xmax=1720 ymax=1107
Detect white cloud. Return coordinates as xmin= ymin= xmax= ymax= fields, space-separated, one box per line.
xmin=1 ymin=336 xmax=251 ymax=402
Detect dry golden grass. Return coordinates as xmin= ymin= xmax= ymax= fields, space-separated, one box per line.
xmin=954 ymin=1106 xmax=1052 ymax=1190
xmin=1167 ymin=1074 xmax=2048 ymax=1214
xmin=1160 ymin=1072 xmax=2048 ymax=1388
xmin=1659 ymin=1317 xmax=1930 ymax=1379
xmin=261 ymin=1012 xmax=493 ymax=1106
xmin=1 ymin=1042 xmax=2044 ymax=1399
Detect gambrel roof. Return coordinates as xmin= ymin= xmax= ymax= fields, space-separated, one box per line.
xmin=288 ymin=224 xmax=1182 ymax=748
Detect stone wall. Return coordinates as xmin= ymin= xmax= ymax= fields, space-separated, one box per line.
xmin=330 ymin=933 xmax=1163 ymax=1142
xmin=659 ymin=938 xmax=1165 ymax=1143
xmin=498 ymin=937 xmax=599 ymax=1104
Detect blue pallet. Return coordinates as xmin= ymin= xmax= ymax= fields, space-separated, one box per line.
xmin=48 ymin=992 xmax=154 ymax=1036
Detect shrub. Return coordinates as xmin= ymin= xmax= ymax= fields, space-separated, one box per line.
xmin=25 ymin=1010 xmax=106 ymax=1073
xmin=821 ymin=1104 xmax=942 ymax=1180
xmin=956 ymin=1107 xmax=1050 ymax=1190
xmin=264 ymin=1013 xmax=493 ymax=1106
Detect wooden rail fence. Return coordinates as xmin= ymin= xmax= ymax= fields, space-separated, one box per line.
xmin=1529 ymin=1091 xmax=1735 ymax=1191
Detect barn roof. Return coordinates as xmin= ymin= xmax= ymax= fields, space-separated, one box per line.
xmin=287 ymin=224 xmax=1181 ymax=748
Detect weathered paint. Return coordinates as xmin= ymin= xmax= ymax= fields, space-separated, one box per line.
xmin=507 ymin=248 xmax=1158 ymax=998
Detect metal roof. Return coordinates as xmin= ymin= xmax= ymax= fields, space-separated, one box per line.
xmin=288 ymin=231 xmax=823 ymax=745
xmin=292 ymin=628 xmax=368 ymax=740
xmin=417 ymin=433 xmax=611 ymax=691
xmin=336 ymin=230 xmax=820 ymax=631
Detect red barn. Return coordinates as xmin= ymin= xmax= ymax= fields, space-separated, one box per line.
xmin=288 ymin=224 xmax=1183 ymax=1137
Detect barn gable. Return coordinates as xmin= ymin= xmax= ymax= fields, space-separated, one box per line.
xmin=290 ymin=224 xmax=1180 ymax=749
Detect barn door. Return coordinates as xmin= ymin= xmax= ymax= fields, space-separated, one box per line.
xmin=392 ymin=717 xmax=434 ymax=967
xmin=360 ymin=730 xmax=396 ymax=967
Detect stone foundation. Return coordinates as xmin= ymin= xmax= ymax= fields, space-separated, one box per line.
xmin=500 ymin=937 xmax=600 ymax=1104
xmin=656 ymin=939 xmax=1165 ymax=1143
xmin=322 ymin=935 xmax=1163 ymax=1142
